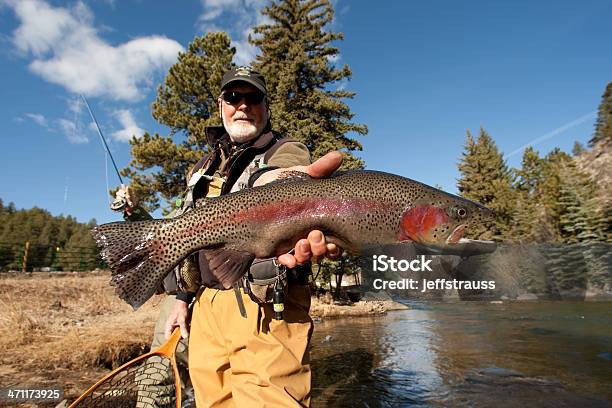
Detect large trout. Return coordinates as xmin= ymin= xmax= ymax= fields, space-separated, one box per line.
xmin=93 ymin=170 xmax=495 ymax=308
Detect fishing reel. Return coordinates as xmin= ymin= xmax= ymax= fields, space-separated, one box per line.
xmin=110 ymin=196 xmax=128 ymax=212
xmin=110 ymin=184 xmax=133 ymax=213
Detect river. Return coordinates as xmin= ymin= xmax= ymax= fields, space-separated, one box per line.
xmin=310 ymin=300 xmax=612 ymax=407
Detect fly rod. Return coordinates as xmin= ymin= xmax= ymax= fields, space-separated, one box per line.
xmin=81 ymin=94 xmax=124 ymax=185
xmin=81 ymin=94 xmax=127 ymax=211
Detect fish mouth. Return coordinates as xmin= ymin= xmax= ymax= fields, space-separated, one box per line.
xmin=446 ymin=224 xmax=466 ymax=244
xmin=413 ymin=238 xmax=497 ymax=256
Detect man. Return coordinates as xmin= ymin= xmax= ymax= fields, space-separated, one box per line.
xmin=158 ymin=66 xmax=341 ymax=407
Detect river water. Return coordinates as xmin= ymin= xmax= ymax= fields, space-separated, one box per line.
xmin=310 ymin=300 xmax=612 ymax=407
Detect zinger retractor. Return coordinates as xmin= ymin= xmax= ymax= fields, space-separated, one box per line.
xmin=272 ymin=258 xmax=287 ymax=321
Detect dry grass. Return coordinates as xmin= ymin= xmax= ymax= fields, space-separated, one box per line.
xmin=0 ymin=270 xmax=163 ymax=405
xmin=310 ymin=295 xmax=408 ymax=319
xmin=0 ymin=272 xmax=406 ymax=406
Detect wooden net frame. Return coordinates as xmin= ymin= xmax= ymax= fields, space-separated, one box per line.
xmin=68 ymin=328 xmax=183 ymax=408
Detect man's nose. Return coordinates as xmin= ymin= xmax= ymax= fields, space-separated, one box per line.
xmin=236 ymin=100 xmax=250 ymax=111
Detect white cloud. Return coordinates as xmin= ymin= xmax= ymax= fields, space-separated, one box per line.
xmin=198 ymin=0 xmax=241 ymax=22
xmin=6 ymin=0 xmax=184 ymax=102
xmin=111 ymin=109 xmax=145 ymax=142
xmin=8 ymin=0 xmax=78 ymax=56
xmin=66 ymin=95 xmax=83 ymax=115
xmin=88 ymin=121 xmax=99 ymax=133
xmin=98 ymin=0 xmax=116 ymax=8
xmin=233 ymin=26 xmax=259 ymax=65
xmin=197 ymin=0 xmax=267 ymax=65
xmin=25 ymin=112 xmax=47 ymax=127
xmin=58 ymin=118 xmax=89 ymax=144
xmin=335 ymin=78 xmax=348 ymax=91
xmin=327 ymin=54 xmax=341 ymax=63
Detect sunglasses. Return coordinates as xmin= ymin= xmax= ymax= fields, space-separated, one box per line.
xmin=221 ymin=91 xmax=266 ymax=105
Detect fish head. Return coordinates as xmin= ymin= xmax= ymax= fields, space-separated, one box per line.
xmin=398 ymin=194 xmax=494 ymax=244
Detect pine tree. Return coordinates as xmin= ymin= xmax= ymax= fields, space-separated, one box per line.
xmin=546 ymin=160 xmax=609 ymax=296
xmin=457 ymin=128 xmax=515 ymax=240
xmin=590 ymin=82 xmax=612 ymax=147
xmin=512 ymin=147 xmax=544 ymax=241
xmin=514 ymin=147 xmax=543 ymax=194
xmin=572 ymin=141 xmax=586 ymax=156
xmin=250 ymin=0 xmax=367 ymax=169
xmin=122 ymin=33 xmax=235 ymax=211
xmin=537 ymin=148 xmax=573 ymax=241
xmin=582 ymin=82 xmax=612 ymax=241
xmin=0 ymin=206 xmax=98 ymax=271
xmin=557 ymin=161 xmax=606 ymax=243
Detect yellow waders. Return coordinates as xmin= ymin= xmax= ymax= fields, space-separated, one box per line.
xmin=189 ymin=285 xmax=313 ymax=407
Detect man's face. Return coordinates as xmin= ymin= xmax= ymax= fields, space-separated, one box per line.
xmin=219 ymin=83 xmax=268 ymax=144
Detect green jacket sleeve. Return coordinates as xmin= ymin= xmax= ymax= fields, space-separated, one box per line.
xmin=123 ymin=206 xmax=153 ymax=222
xmin=266 ymin=141 xmax=311 ymax=168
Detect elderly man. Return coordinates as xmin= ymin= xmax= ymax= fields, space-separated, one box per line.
xmin=160 ymin=66 xmax=341 ymax=407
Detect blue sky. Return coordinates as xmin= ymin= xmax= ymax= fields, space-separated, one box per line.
xmin=1 ymin=0 xmax=610 ymax=225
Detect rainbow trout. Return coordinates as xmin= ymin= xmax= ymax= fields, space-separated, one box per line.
xmin=93 ymin=170 xmax=495 ymax=308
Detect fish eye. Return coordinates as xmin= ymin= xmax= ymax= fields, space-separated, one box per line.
xmin=456 ymin=207 xmax=467 ymax=218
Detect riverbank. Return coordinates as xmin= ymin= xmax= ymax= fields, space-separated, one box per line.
xmin=310 ymin=292 xmax=409 ymax=319
xmin=0 ymin=270 xmax=406 ymax=405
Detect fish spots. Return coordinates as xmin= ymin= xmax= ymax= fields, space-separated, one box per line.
xmin=230 ymin=197 xmax=390 ymax=225
xmin=399 ymin=205 xmax=449 ymax=242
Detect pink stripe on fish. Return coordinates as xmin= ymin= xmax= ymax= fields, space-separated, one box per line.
xmin=173 ymin=197 xmax=391 ymax=243
xmin=232 ymin=197 xmax=390 ymax=224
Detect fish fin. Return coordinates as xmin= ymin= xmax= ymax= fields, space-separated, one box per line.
xmin=92 ymin=221 xmax=167 ymax=310
xmin=194 ymin=196 xmax=214 ymax=208
xmin=413 ymin=240 xmax=497 ymax=256
xmin=202 ymin=247 xmax=255 ymax=289
xmin=277 ymin=170 xmax=311 ymax=180
xmin=264 ymin=170 xmax=312 ymax=185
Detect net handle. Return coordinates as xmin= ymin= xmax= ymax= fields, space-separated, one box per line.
xmin=68 ymin=327 xmax=183 ymax=408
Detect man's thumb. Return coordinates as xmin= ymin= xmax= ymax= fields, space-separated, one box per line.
xmin=179 ymin=322 xmax=189 ymax=339
xmin=307 ymin=151 xmax=343 ymax=178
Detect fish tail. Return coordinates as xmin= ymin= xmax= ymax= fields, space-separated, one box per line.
xmin=92 ymin=220 xmax=169 ymax=309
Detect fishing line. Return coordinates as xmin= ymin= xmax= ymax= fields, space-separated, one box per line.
xmin=64 ymin=177 xmax=69 ymax=208
xmin=104 ymin=150 xmax=111 ymax=205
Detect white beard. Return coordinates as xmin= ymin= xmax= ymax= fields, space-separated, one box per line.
xmin=223 ymin=115 xmax=260 ymax=143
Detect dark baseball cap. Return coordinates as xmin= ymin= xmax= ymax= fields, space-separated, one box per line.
xmin=221 ymin=66 xmax=267 ymax=95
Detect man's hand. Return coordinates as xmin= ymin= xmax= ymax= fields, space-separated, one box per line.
xmin=164 ymin=299 xmax=190 ymax=340
xmin=253 ymin=151 xmax=343 ymax=187
xmin=112 ymin=185 xmax=138 ymax=215
xmin=278 ymin=230 xmax=342 ymax=268
xmin=254 ymin=151 xmax=344 ymax=268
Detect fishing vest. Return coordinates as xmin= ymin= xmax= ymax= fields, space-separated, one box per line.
xmin=173 ymin=129 xmax=292 ymax=215
xmin=173 ymin=128 xmax=303 ymax=291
